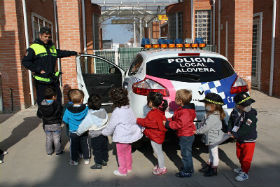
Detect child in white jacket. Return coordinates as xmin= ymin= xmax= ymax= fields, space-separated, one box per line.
xmin=102 ymin=88 xmax=143 ymax=176
xmin=77 ymin=94 xmax=109 ymax=169
xmin=196 ymin=93 xmax=230 ymax=177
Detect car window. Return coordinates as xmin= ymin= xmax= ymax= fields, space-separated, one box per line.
xmin=128 ymin=55 xmax=144 ymax=76
xmin=146 ymin=56 xmax=235 ymax=82
xmin=80 ymin=56 xmax=120 ymax=75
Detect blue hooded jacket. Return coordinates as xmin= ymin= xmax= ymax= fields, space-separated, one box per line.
xmin=63 ymin=104 xmax=88 ymax=132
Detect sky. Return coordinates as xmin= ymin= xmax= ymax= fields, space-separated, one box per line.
xmin=93 ymin=0 xmax=179 ymax=44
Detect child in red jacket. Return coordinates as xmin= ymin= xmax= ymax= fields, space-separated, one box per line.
xmin=137 ymin=92 xmax=168 ymax=175
xmin=164 ymin=89 xmax=196 ymax=177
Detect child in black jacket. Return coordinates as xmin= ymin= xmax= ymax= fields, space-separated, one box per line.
xmin=37 ymin=86 xmax=63 ymax=155
xmin=228 ymin=92 xmax=257 ymax=182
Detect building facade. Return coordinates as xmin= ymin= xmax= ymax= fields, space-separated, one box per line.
xmin=0 ymin=0 xmax=101 ymax=112
xmin=166 ymin=0 xmax=211 ymax=43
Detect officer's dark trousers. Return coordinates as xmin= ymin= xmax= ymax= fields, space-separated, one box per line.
xmin=91 ymin=135 xmax=109 ymax=164
xmin=70 ymin=133 xmax=90 ymax=162
xmin=35 ymin=81 xmax=62 ymax=105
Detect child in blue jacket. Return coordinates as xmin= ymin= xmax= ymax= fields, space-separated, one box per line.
xmin=63 ymin=89 xmax=89 ymax=165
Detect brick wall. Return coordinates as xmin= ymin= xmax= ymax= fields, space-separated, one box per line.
xmin=0 ymin=0 xmax=24 ymax=111
xmin=56 ymin=0 xmax=82 ymax=102
xmin=233 ymin=0 xmax=253 ymax=88
xmin=217 ymin=0 xmax=235 ymax=64
xmin=274 ymin=0 xmax=280 ymax=97
xmin=215 ymin=0 xmax=253 ymax=89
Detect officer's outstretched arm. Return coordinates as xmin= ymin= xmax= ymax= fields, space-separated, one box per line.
xmin=57 ymin=49 xmax=77 ymax=58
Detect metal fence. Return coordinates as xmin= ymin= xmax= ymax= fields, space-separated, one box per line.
xmin=91 ymin=47 xmax=142 ymax=74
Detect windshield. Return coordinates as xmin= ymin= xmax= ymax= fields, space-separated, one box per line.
xmin=146 ymin=56 xmax=235 ymax=82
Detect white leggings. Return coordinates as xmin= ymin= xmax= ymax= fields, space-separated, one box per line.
xmin=208 ymin=134 xmax=231 ymax=167
xmin=151 ymin=140 xmax=165 ymax=168
xmin=209 ymin=145 xmax=219 ymax=167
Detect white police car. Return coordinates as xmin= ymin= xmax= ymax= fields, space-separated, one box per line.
xmin=77 ymin=48 xmax=248 ymax=121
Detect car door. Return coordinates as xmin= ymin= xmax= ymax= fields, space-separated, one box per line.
xmin=76 ymin=54 xmax=125 ymax=104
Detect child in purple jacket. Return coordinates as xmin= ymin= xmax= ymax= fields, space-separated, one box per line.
xmin=102 ymin=88 xmax=143 ymax=176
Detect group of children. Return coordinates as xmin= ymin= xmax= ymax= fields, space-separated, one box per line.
xmin=37 ymin=86 xmax=257 ymax=182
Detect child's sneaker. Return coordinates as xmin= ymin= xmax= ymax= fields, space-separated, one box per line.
xmin=69 ymin=160 xmax=79 ymax=166
xmin=235 ymin=172 xmax=249 ymax=182
xmin=1 ymin=151 xmax=8 ymax=156
xmin=102 ymin=160 xmax=107 ymax=166
xmin=175 ymin=171 xmax=192 ymax=178
xmin=56 ymin=151 xmax=64 ymax=156
xmin=113 ymin=170 xmax=127 ymax=177
xmin=153 ymin=167 xmax=167 ymax=175
xmin=84 ymin=159 xmax=90 ymax=165
xmin=90 ymin=163 xmax=102 ymax=169
xmin=233 ymin=168 xmax=242 ymax=174
xmin=153 ymin=165 xmax=158 ymax=172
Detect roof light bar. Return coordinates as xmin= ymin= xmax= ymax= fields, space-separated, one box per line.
xmin=143 ymin=38 xmax=207 ymax=49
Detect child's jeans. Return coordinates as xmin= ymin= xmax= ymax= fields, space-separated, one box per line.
xmin=70 ymin=132 xmax=90 ymax=162
xmin=116 ymin=143 xmax=132 ymax=174
xmin=150 ymin=140 xmax=165 ymax=168
xmin=236 ymin=142 xmax=256 ymax=173
xmin=179 ymin=135 xmax=194 ymax=173
xmin=44 ymin=124 xmax=62 ymax=155
xmin=209 ymin=145 xmax=219 ymax=167
xmin=91 ymin=135 xmax=109 ymax=164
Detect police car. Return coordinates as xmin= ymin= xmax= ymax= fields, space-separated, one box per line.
xmin=76 ymin=44 xmax=248 ymax=122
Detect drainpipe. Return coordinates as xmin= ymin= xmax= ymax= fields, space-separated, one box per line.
xmin=82 ymin=0 xmax=88 ymax=73
xmin=134 ymin=18 xmax=137 ymax=47
xmin=82 ymin=0 xmax=87 ymax=54
xmin=53 ymin=0 xmax=60 ymax=72
xmin=269 ymin=0 xmax=277 ymax=96
xmin=139 ymin=18 xmax=143 ymax=44
xmin=212 ymin=0 xmax=216 ymax=48
xmin=191 ymin=0 xmax=194 ymax=41
xmin=53 ymin=0 xmax=64 ymax=103
xmin=218 ymin=0 xmax=221 ymax=53
xmin=22 ymin=0 xmax=35 ymax=106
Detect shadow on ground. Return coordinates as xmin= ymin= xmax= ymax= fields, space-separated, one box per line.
xmin=0 ymin=116 xmax=41 ymax=150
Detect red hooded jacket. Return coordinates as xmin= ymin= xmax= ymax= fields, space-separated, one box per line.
xmin=137 ymin=108 xmax=167 ymax=144
xmin=165 ymin=104 xmax=196 ymax=137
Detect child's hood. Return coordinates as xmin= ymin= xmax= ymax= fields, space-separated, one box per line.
xmin=39 ymin=99 xmax=59 ymax=117
xmin=66 ymin=104 xmax=88 ymax=120
xmin=89 ymin=108 xmax=107 ymax=120
xmin=88 ymin=108 xmax=108 ymax=131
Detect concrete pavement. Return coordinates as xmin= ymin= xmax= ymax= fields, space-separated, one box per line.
xmin=0 ymin=90 xmax=280 ymax=187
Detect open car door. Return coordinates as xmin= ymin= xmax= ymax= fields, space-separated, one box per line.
xmin=76 ymin=54 xmax=125 ymax=104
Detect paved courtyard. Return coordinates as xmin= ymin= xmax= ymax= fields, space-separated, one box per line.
xmin=0 ymin=90 xmax=279 ymax=187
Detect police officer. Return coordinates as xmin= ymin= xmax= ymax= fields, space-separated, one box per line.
xmin=22 ymin=27 xmax=78 ymax=105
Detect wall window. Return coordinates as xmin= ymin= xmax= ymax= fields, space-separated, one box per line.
xmin=168 ymin=14 xmax=176 ymax=40
xmin=168 ymin=12 xmax=183 ymax=40
xmin=177 ymin=12 xmax=183 ymax=39
xmin=195 ymin=10 xmax=211 ymax=44
xmin=31 ymin=13 xmax=53 ymax=40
